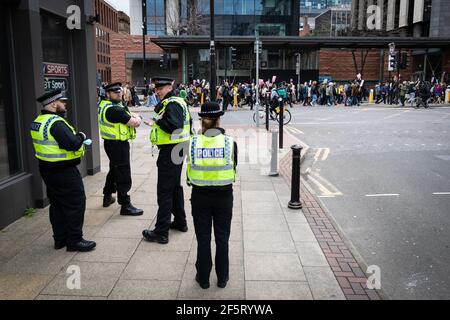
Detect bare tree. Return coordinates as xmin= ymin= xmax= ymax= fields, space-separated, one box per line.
xmin=167 ymin=0 xmax=208 ymax=35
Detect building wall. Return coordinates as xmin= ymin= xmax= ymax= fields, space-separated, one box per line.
xmin=110 ymin=33 xmax=164 ymax=83
xmin=130 ymin=0 xmax=142 ymax=35
xmin=118 ymin=11 xmax=131 ymax=34
xmin=429 ymin=0 xmax=450 ymax=37
xmin=0 ymin=0 xmax=99 ymax=230
xmin=94 ymin=0 xmax=118 ymax=83
xmin=319 ymin=48 xmax=413 ymax=83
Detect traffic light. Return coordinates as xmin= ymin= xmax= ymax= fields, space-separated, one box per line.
xmin=159 ymin=53 xmax=169 ymax=69
xmin=188 ymin=64 xmax=194 ymax=79
xmin=388 ymin=54 xmax=396 ymax=71
xmin=230 ymin=47 xmax=237 ymax=68
xmin=398 ymin=52 xmax=408 ymax=69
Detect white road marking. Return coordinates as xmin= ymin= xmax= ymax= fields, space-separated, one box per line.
xmin=365 ymin=194 xmax=399 ymax=197
xmin=321 ymin=148 xmax=330 ymax=161
xmin=432 ymin=192 xmax=450 ymax=195
xmin=310 ymin=171 xmax=343 ymax=196
xmin=285 ymin=126 xmax=304 ymax=134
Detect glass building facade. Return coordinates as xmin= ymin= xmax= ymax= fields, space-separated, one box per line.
xmin=145 ymin=0 xmax=299 ymax=36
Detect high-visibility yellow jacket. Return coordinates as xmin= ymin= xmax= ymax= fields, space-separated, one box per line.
xmin=186 ymin=133 xmax=235 ymax=186
xmin=30 ymin=114 xmax=84 ymax=162
xmin=98 ymin=101 xmax=136 ymax=141
xmin=150 ymin=96 xmax=191 ymax=146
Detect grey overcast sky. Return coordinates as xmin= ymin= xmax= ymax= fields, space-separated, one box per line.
xmin=105 ymin=0 xmax=130 ymax=15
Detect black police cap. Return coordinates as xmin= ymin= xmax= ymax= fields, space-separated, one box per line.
xmin=104 ymin=82 xmax=123 ymax=92
xmin=36 ymin=89 xmax=67 ymax=106
xmin=198 ymin=102 xmax=224 ymax=118
xmin=152 ymin=77 xmax=174 ymax=88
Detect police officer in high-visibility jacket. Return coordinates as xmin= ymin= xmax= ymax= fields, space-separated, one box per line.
xmin=142 ymin=77 xmax=192 ymax=244
xmin=98 ymin=82 xmax=144 ymax=215
xmin=31 ymin=89 xmax=96 ymax=252
xmin=187 ymin=102 xmax=238 ymax=289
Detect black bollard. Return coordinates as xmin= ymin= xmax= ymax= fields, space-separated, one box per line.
xmin=279 ymin=99 xmax=284 ymax=149
xmin=265 ymin=99 xmax=269 ymax=131
xmin=288 ymin=145 xmax=302 ymax=210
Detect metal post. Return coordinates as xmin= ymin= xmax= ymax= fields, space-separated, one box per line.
xmin=255 ymin=37 xmax=260 ymax=127
xmin=209 ymin=0 xmax=216 ymax=102
xmin=279 ymin=99 xmax=284 ymax=149
xmin=288 ymin=145 xmax=303 ymax=210
xmin=142 ymin=0 xmax=147 ymax=85
xmin=265 ymin=98 xmax=269 ymax=131
xmin=269 ymin=130 xmax=279 ymax=176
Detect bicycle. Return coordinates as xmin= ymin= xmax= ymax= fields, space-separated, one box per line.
xmin=253 ymin=98 xmax=292 ymax=125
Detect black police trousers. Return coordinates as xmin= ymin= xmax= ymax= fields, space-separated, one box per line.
xmin=191 ymin=188 xmax=233 ymax=284
xmin=40 ymin=166 xmax=85 ymax=245
xmin=154 ymin=144 xmax=187 ymax=237
xmin=103 ymin=140 xmax=131 ymax=206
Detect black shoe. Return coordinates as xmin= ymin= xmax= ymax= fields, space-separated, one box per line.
xmin=170 ymin=222 xmax=188 ymax=232
xmin=217 ymin=276 xmax=229 ymax=288
xmin=195 ymin=274 xmax=210 ymax=289
xmin=54 ymin=240 xmax=66 ymax=250
xmin=103 ymin=195 xmax=116 ymax=208
xmin=142 ymin=229 xmax=168 ymax=244
xmin=67 ymin=239 xmax=96 ymax=252
xmin=120 ymin=204 xmax=143 ymax=216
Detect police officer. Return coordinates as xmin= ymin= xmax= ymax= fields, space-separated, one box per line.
xmin=142 ymin=77 xmax=191 ymax=244
xmin=31 ymin=89 xmax=96 ymax=252
xmin=98 ymin=82 xmax=143 ymax=215
xmin=186 ymin=102 xmax=238 ymax=289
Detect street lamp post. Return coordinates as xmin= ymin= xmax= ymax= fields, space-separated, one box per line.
xmin=255 ymin=36 xmax=260 ymax=127
xmin=209 ymin=0 xmax=216 ymax=102
xmin=142 ymin=0 xmax=147 ymax=85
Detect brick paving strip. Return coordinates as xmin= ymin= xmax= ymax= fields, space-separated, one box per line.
xmin=279 ymin=147 xmax=383 ymax=300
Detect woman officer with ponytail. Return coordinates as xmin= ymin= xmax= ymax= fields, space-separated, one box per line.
xmin=187 ymin=102 xmax=238 ymax=289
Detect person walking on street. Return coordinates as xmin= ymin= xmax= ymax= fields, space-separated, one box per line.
xmin=142 ymin=77 xmax=192 ymax=244
xmin=98 ymin=82 xmax=144 ymax=215
xmin=31 ymin=89 xmax=96 ymax=252
xmin=187 ymin=101 xmax=238 ymax=289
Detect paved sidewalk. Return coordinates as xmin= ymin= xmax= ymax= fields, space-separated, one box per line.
xmin=0 ymin=125 xmax=345 ymax=300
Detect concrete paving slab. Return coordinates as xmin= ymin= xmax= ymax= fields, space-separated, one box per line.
xmin=0 ymin=273 xmax=52 ymax=300
xmin=244 ymin=252 xmax=306 ymax=281
xmin=243 ymin=231 xmax=296 ymax=253
xmin=295 ymin=242 xmax=329 ymax=267
xmin=245 ymin=281 xmax=313 ymax=300
xmin=42 ymin=261 xmax=126 ymax=297
xmin=0 ymin=244 xmax=75 ymax=275
xmin=96 ymin=218 xmax=150 ymax=239
xmin=73 ymin=238 xmax=141 ymax=263
xmin=178 ymin=263 xmax=245 ymax=300
xmin=288 ymin=223 xmax=317 ymax=242
xmin=243 ymin=215 xmax=289 ymax=232
xmin=109 ymin=280 xmax=180 ymax=300
xmin=121 ymin=250 xmax=188 ymax=281
xmin=303 ymin=266 xmax=346 ymax=300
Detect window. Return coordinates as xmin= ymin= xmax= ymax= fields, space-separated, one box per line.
xmin=0 ymin=10 xmax=20 ymax=180
xmin=147 ymin=0 xmax=166 ymax=35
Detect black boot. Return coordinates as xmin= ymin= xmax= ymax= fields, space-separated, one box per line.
xmin=67 ymin=239 xmax=96 ymax=252
xmin=54 ymin=240 xmax=66 ymax=250
xmin=103 ymin=195 xmax=116 ymax=208
xmin=142 ymin=229 xmax=168 ymax=244
xmin=196 ymin=274 xmax=210 ymax=289
xmin=120 ymin=204 xmax=143 ymax=216
xmin=170 ymin=222 xmax=188 ymax=232
xmin=217 ymin=276 xmax=229 ymax=288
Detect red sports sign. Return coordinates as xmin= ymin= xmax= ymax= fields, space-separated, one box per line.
xmin=43 ymin=62 xmax=69 ymax=77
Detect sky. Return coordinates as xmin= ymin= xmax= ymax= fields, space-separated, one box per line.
xmin=106 ymin=0 xmax=130 ymax=15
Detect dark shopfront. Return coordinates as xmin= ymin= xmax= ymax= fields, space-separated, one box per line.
xmin=0 ymin=0 xmax=100 ymax=230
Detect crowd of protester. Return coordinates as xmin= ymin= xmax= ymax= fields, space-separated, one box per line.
xmin=97 ymin=75 xmax=448 ymax=110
